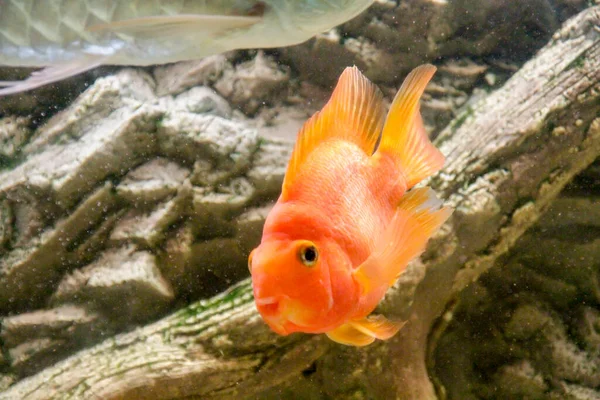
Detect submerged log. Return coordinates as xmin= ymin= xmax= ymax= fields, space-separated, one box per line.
xmin=1 ymin=6 xmax=600 ymax=400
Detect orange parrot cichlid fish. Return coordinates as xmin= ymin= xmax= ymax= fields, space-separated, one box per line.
xmin=248 ymin=64 xmax=452 ymax=347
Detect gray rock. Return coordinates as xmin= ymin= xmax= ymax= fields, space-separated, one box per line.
xmin=0 ymin=304 xmax=110 ymax=375
xmin=0 ymin=183 xmax=117 ymax=313
xmin=0 ymin=13 xmax=295 ymax=382
xmin=8 ymin=338 xmax=63 ymax=376
xmin=434 ymin=180 xmax=600 ymax=398
xmin=189 ymin=238 xmax=248 ymax=287
xmin=437 ymin=60 xmax=489 ymax=91
xmin=504 ymin=304 xmax=553 ymax=340
xmin=65 ymin=212 xmax=123 ymax=267
xmin=110 ymin=184 xmax=191 ymax=248
xmin=1 ymin=305 xmax=107 ymax=376
xmin=538 ymin=196 xmax=600 ymax=228
xmin=548 ymin=317 xmax=600 ymax=388
xmin=248 ymin=105 xmax=311 ymax=142
xmin=0 ymin=374 xmax=14 ymax=392
xmin=247 ymin=137 xmax=292 ymax=199
xmin=22 ymin=69 xmax=157 ymax=155
xmin=154 ymin=55 xmax=232 ymax=97
xmin=558 ymin=382 xmax=600 ymax=400
xmin=52 ymin=246 xmax=174 ymax=323
xmin=573 ymin=307 xmax=600 ymax=357
xmin=158 ymin=234 xmax=247 ymax=299
xmin=191 ymin=178 xmax=255 ymax=223
xmin=492 ymin=361 xmax=548 ymax=399
xmin=157 ymin=224 xmax=195 ymax=296
xmin=235 ymin=204 xmax=273 ymax=255
xmin=0 ymin=199 xmax=12 ymax=255
xmin=168 ymin=87 xmax=232 ymax=118
xmin=516 ymin=236 xmax=600 ymax=303
xmin=0 ymin=116 xmax=30 ymax=159
xmin=214 ymin=52 xmax=290 ymax=116
xmin=116 ymin=158 xmax=190 ymax=206
xmin=280 ymin=29 xmax=359 ymax=87
xmin=157 ymin=111 xmax=259 ymax=173
xmin=1 ymin=305 xmax=100 ymax=349
xmin=189 ymin=159 xmax=233 ymax=187
xmin=0 ymin=105 xmax=160 ymax=210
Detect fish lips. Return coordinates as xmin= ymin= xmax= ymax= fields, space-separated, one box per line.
xmin=255 ymin=294 xmax=322 ymax=335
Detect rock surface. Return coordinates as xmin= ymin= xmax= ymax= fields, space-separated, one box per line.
xmin=0 ymin=67 xmax=291 ymax=379
xmin=433 ymin=179 xmax=600 ymax=399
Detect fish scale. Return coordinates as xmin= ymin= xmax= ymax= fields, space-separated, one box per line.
xmin=0 ymin=0 xmax=375 ymax=95
xmin=0 ymin=0 xmax=268 ymax=61
xmin=0 ymin=1 xmax=175 ymax=48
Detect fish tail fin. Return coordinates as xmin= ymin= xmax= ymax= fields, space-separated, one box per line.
xmin=375 ymin=64 xmax=445 ymax=188
xmin=282 ymin=66 xmax=386 ymax=197
xmin=353 ymin=187 xmax=451 ymax=292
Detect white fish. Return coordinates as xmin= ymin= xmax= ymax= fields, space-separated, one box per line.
xmin=0 ymin=0 xmax=375 ymax=96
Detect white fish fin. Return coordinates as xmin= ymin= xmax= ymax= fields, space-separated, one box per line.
xmin=352 ymin=187 xmax=451 ymax=293
xmin=0 ymin=56 xmax=107 ymax=96
xmin=87 ymin=14 xmax=261 ymax=38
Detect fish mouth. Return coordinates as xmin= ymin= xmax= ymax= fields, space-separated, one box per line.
xmin=255 ymin=296 xmax=280 ymax=315
xmin=255 ymin=295 xmax=308 ymax=334
xmin=255 ymin=296 xmax=278 ymax=306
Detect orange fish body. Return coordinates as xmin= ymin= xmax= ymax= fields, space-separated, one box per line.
xmin=249 ymin=65 xmax=452 ymax=346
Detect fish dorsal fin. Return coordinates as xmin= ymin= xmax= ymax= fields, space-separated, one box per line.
xmin=282 ymin=66 xmax=385 ymax=198
xmin=376 ymin=64 xmax=445 ymax=188
xmin=87 ymin=14 xmax=261 ymax=38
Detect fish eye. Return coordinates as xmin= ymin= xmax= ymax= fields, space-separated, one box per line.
xmin=248 ymin=249 xmax=255 ymax=274
xmin=297 ymin=241 xmax=318 ymax=267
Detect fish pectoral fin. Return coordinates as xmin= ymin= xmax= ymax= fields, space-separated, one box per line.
xmin=0 ymin=56 xmax=107 ymax=97
xmin=326 ymin=323 xmax=376 ymax=347
xmin=87 ymin=14 xmax=261 ymax=38
xmin=350 ymin=315 xmax=405 ymax=340
xmin=375 ymin=64 xmax=445 ymax=189
xmin=326 ymin=315 xmax=404 ymax=346
xmin=282 ymin=66 xmax=386 ymax=199
xmin=353 ymin=187 xmax=452 ymax=290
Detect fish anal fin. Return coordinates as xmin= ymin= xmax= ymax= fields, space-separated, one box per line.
xmin=87 ymin=14 xmax=261 ymax=38
xmin=350 ymin=315 xmax=405 ymax=340
xmin=0 ymin=56 xmax=107 ymax=97
xmin=326 ymin=315 xmax=404 ymax=346
xmin=353 ymin=186 xmax=451 ymax=291
xmin=326 ymin=323 xmax=375 ymax=347
xmin=376 ymin=64 xmax=445 ymax=188
xmin=282 ymin=66 xmax=386 ymax=198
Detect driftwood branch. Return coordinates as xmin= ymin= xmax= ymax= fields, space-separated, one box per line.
xmin=2 ymin=6 xmax=600 ymax=400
